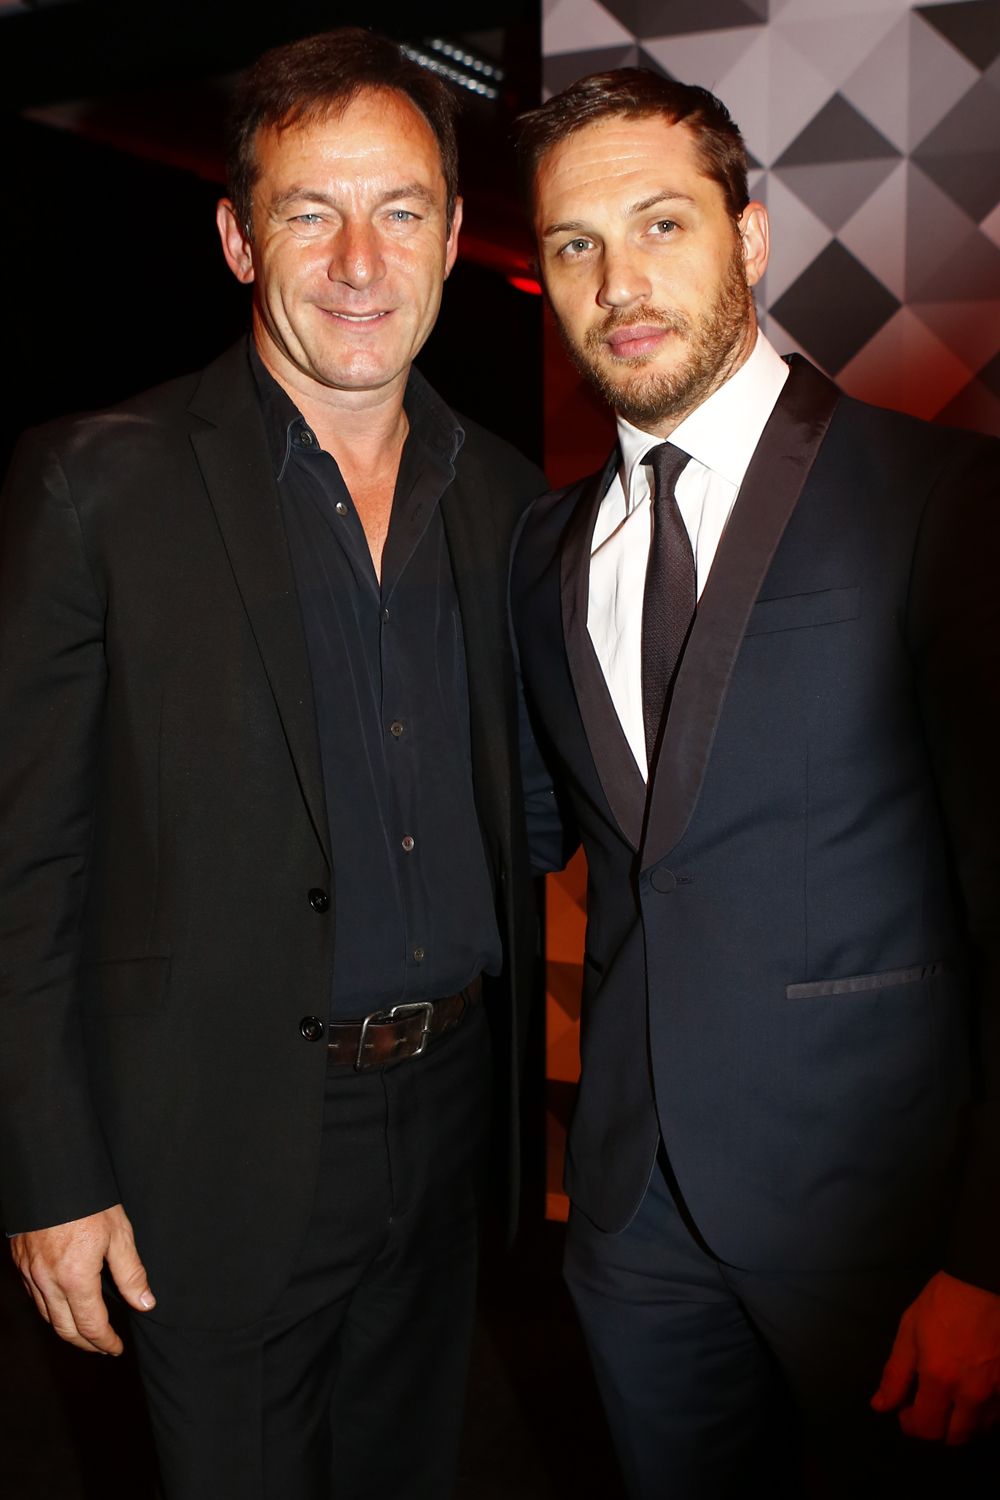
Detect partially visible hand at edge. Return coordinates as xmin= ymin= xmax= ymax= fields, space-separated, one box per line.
xmin=10 ymin=1203 xmax=155 ymax=1355
xmin=872 ymin=1269 xmax=1000 ymax=1445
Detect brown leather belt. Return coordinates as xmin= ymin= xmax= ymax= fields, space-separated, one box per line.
xmin=327 ymin=976 xmax=481 ymax=1070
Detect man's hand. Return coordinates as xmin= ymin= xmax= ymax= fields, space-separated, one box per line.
xmin=9 ymin=1203 xmax=155 ymax=1355
xmin=872 ymin=1270 xmax=1000 ymax=1444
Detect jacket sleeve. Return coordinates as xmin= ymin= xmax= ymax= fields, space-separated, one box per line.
xmin=906 ymin=434 xmax=1000 ymax=1292
xmin=0 ymin=429 xmax=119 ymax=1232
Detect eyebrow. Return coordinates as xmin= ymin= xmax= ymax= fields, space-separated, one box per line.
xmin=269 ymin=182 xmax=440 ymax=213
xmin=541 ymin=189 xmax=697 ymax=239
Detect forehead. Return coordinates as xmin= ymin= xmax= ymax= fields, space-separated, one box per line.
xmin=534 ymin=113 xmax=718 ymax=219
xmin=253 ymin=88 xmax=445 ymax=190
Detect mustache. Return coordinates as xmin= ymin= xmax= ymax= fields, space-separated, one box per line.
xmin=584 ymin=307 xmax=692 ymax=353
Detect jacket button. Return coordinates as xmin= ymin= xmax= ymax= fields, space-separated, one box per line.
xmin=300 ymin=1015 xmax=325 ymax=1042
xmin=650 ymin=867 xmax=677 ymax=894
xmin=308 ymin=888 xmax=330 ymax=912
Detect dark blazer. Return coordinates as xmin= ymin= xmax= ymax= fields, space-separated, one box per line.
xmin=512 ymin=357 xmax=1000 ymax=1292
xmin=0 ymin=340 xmax=546 ymax=1328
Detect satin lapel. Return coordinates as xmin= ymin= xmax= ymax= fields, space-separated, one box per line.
xmin=561 ymin=451 xmax=646 ymax=851
xmin=188 ymin=345 xmax=330 ymax=867
xmin=642 ymin=356 xmax=841 ymax=869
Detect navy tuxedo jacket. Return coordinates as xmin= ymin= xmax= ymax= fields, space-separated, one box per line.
xmin=512 ymin=357 xmax=1000 ymax=1290
xmin=0 ymin=341 xmax=546 ymax=1327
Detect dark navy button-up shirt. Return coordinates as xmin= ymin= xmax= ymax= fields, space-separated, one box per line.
xmin=251 ymin=346 xmax=501 ymax=1019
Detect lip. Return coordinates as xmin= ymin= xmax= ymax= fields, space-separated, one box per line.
xmin=604 ymin=324 xmax=671 ymax=359
xmin=318 ymin=308 xmax=394 ymax=326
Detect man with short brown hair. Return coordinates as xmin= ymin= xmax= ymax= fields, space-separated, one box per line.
xmin=0 ymin=28 xmax=544 ymax=1499
xmin=512 ymin=66 xmax=1000 ymax=1498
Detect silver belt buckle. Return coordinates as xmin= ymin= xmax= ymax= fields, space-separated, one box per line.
xmin=355 ymin=999 xmax=434 ymax=1070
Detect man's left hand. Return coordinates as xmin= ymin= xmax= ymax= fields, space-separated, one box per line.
xmin=872 ymin=1270 xmax=1000 ymax=1444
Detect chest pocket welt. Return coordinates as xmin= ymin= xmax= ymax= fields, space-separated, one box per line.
xmin=744 ymin=585 xmax=860 ymax=637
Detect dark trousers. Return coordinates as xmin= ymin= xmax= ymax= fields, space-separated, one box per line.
xmin=565 ymin=1148 xmax=993 ymax=1499
xmin=127 ymin=1000 xmax=491 ymax=1500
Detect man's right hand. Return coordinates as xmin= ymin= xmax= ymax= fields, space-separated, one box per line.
xmin=9 ymin=1203 xmax=155 ymax=1355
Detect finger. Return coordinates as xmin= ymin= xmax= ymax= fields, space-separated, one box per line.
xmin=106 ymin=1234 xmax=156 ymax=1313
xmin=897 ymin=1377 xmax=953 ymax=1442
xmin=946 ymin=1399 xmax=985 ymax=1446
xmin=38 ymin=1265 xmax=123 ymax=1355
xmin=872 ymin=1325 xmax=918 ymax=1412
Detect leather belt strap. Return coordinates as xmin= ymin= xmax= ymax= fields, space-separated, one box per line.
xmin=327 ymin=976 xmax=482 ymax=1070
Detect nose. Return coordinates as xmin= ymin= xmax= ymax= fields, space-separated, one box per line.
xmin=597 ymin=243 xmax=650 ymax=312
xmin=327 ymin=220 xmax=385 ymax=290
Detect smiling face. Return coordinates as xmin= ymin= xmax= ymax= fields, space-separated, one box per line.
xmin=216 ymin=87 xmax=461 ymax=408
xmin=533 ymin=112 xmax=768 ymax=435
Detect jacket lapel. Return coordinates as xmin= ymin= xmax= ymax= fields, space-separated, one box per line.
xmin=641 ymin=356 xmax=841 ymax=869
xmin=188 ymin=343 xmax=330 ymax=867
xmin=561 ymin=451 xmax=647 ymax=851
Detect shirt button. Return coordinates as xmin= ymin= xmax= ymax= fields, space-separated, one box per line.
xmin=413 ymin=947 xmax=425 ymax=962
xmin=335 ymin=501 xmax=348 ymax=516
xmin=299 ymin=429 xmax=314 ymax=447
xmin=389 ymin=720 xmax=404 ymax=738
xmin=401 ymin=835 xmax=415 ymax=853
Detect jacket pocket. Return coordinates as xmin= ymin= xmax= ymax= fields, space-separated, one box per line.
xmin=82 ymin=956 xmax=171 ymax=1016
xmin=744 ymin=585 xmax=860 ymax=637
xmin=786 ymin=960 xmax=948 ymax=1000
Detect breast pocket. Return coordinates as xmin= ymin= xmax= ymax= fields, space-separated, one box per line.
xmin=744 ymin=585 xmax=860 ymax=637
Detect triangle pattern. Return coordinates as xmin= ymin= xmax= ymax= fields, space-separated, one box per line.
xmin=770 ymin=240 xmax=900 ymax=374
xmin=758 ymin=171 xmax=833 ymax=302
xmin=641 ymin=26 xmax=764 ymax=93
xmin=917 ymin=1 xmax=1000 ymax=71
xmin=772 ymin=11 xmax=901 ymax=91
xmin=543 ymin=45 xmax=640 ymax=98
xmin=713 ymin=27 xmax=834 ymax=162
xmin=775 ymin=157 xmax=899 ymax=233
xmin=839 ymin=159 xmax=908 ymax=300
xmin=776 ymin=91 xmax=902 ymax=167
xmin=544 ymin=0 xmax=637 ymax=57
xmin=911 ymin=226 xmax=1000 ymax=302
xmin=980 ymin=198 xmax=1000 ymax=249
xmin=908 ymin=300 xmax=1000 ymax=371
xmin=598 ymin=0 xmax=768 ymax=38
xmin=904 ymin=161 xmax=980 ymax=299
xmin=837 ymin=305 xmax=973 ymax=419
xmin=911 ymin=77 xmax=1000 ymax=220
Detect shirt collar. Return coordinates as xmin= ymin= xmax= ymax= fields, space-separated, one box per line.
xmin=248 ymin=338 xmax=465 ymax=481
xmin=616 ymin=330 xmax=790 ymax=504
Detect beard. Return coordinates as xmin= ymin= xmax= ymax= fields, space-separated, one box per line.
xmin=557 ymin=239 xmax=755 ymax=429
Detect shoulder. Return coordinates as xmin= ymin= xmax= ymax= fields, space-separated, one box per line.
xmin=454 ymin=412 xmax=547 ymax=510
xmin=824 ymin=389 xmax=999 ymax=479
xmin=6 ymin=342 xmax=251 ymax=482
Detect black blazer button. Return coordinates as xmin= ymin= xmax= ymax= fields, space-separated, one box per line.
xmin=308 ymin=888 xmax=330 ymax=912
xmin=650 ymin=867 xmax=677 ymax=894
xmin=300 ymin=1016 xmax=325 ymax=1042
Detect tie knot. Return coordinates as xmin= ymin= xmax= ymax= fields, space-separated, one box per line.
xmin=647 ymin=442 xmax=689 ymax=508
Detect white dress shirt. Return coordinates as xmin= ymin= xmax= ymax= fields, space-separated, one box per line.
xmin=588 ymin=331 xmax=790 ymax=780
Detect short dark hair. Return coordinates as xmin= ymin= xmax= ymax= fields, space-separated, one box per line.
xmin=515 ymin=68 xmax=749 ymax=221
xmin=226 ymin=27 xmax=460 ymax=235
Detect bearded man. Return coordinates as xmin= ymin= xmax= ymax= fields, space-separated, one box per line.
xmin=510 ymin=67 xmax=1000 ymax=1499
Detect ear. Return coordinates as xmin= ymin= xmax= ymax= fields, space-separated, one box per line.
xmin=737 ymin=201 xmax=769 ymax=288
xmin=216 ymin=199 xmax=255 ymax=285
xmin=444 ymin=196 xmax=463 ymax=281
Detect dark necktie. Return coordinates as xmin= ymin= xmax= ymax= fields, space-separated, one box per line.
xmin=641 ymin=442 xmax=695 ymax=769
